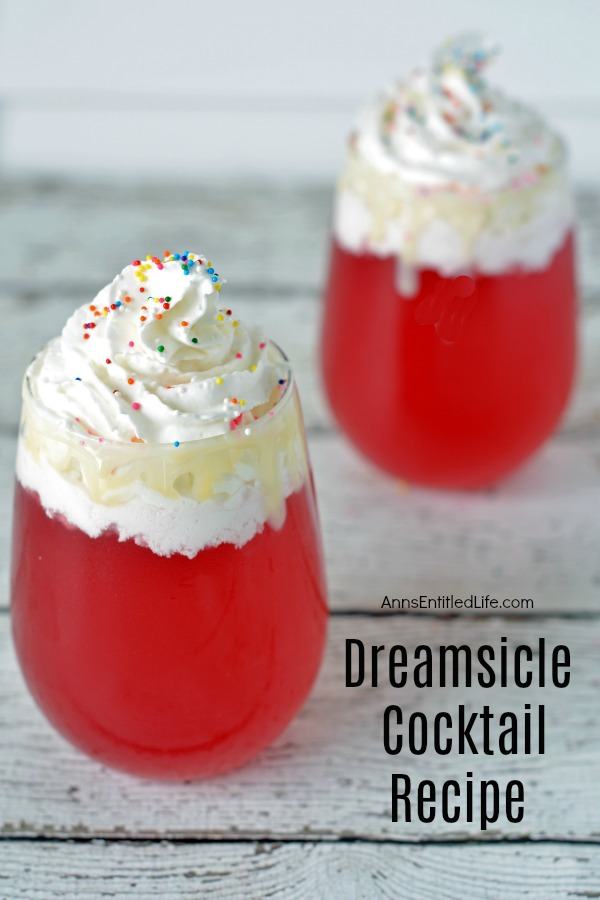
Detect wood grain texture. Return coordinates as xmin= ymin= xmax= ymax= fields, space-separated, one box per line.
xmin=0 ymin=179 xmax=331 ymax=294
xmin=316 ymin=431 xmax=600 ymax=613
xmin=1 ymin=613 xmax=599 ymax=842
xmin=2 ymin=840 xmax=600 ymax=900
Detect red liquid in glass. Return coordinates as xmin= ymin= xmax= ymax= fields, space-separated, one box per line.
xmin=322 ymin=233 xmax=577 ymax=488
xmin=11 ymin=481 xmax=327 ymax=780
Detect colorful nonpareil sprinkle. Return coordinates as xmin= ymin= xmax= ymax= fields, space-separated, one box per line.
xmin=72 ymin=252 xmax=279 ymax=443
xmin=130 ymin=252 xmax=224 ymax=288
xmin=376 ymin=34 xmax=552 ymax=188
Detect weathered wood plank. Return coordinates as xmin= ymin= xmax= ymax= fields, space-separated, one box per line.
xmin=316 ymin=431 xmax=600 ymax=614
xmin=1 ymin=614 xmax=599 ymax=841
xmin=0 ymin=428 xmax=599 ymax=614
xmin=0 ymin=179 xmax=332 ymax=294
xmin=1 ymin=840 xmax=599 ymax=900
xmin=0 ymin=179 xmax=599 ymax=306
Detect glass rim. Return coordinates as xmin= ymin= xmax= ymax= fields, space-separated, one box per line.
xmin=22 ymin=339 xmax=295 ymax=452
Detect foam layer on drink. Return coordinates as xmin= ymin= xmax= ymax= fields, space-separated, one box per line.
xmin=334 ymin=33 xmax=572 ymax=276
xmin=17 ymin=252 xmax=308 ymax=557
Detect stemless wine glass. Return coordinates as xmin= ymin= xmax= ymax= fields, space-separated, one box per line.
xmin=11 ymin=346 xmax=327 ymax=780
xmin=321 ymin=35 xmax=577 ymax=489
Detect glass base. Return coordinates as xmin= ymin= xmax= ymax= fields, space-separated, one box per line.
xmin=11 ymin=482 xmax=328 ymax=780
xmin=322 ymin=234 xmax=577 ymax=489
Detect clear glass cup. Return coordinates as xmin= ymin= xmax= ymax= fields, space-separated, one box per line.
xmin=322 ymin=225 xmax=577 ymax=489
xmin=321 ymin=38 xmax=577 ymax=490
xmin=11 ymin=345 xmax=327 ymax=780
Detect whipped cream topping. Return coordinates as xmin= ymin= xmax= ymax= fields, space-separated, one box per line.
xmin=367 ymin=34 xmax=561 ymax=191
xmin=29 ymin=252 xmax=286 ymax=444
xmin=18 ymin=253 xmax=309 ymax=557
xmin=334 ymin=33 xmax=572 ymax=277
xmin=16 ymin=383 xmax=308 ymax=557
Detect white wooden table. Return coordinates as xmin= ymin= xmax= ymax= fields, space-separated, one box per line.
xmin=1 ymin=178 xmax=600 ymax=898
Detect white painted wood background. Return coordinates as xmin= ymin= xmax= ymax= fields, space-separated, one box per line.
xmin=0 ymin=0 xmax=600 ymax=179
xmin=3 ymin=842 xmax=599 ymax=900
xmin=0 ymin=178 xmax=599 ymax=897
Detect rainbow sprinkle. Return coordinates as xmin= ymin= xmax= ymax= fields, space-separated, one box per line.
xmin=73 ymin=252 xmax=276 ymax=447
xmin=131 ymin=251 xmax=224 ymax=289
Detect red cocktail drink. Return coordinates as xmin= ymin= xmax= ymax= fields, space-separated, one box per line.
xmin=321 ymin=34 xmax=577 ymax=488
xmin=11 ymin=251 xmax=327 ymax=779
xmin=323 ymin=233 xmax=576 ymax=488
xmin=12 ymin=478 xmax=325 ymax=780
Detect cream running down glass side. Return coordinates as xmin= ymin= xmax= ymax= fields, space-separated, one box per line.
xmin=11 ymin=251 xmax=327 ymax=779
xmin=322 ymin=34 xmax=577 ymax=489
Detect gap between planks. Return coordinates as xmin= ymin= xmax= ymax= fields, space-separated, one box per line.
xmin=1 ymin=834 xmax=600 ymax=847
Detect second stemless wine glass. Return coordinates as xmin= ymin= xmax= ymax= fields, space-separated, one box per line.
xmin=12 ymin=346 xmax=327 ymax=780
xmin=322 ymin=35 xmax=577 ymax=489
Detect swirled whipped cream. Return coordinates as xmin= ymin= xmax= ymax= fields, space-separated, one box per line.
xmin=335 ymin=33 xmax=573 ymax=278
xmin=17 ymin=253 xmax=308 ymax=556
xmin=29 ymin=252 xmax=285 ymax=444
